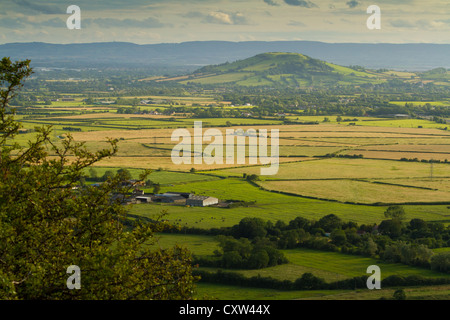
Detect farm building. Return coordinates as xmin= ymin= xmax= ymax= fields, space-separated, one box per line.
xmin=135 ymin=196 xmax=153 ymax=203
xmin=161 ymin=195 xmax=186 ymax=204
xmin=186 ymin=196 xmax=219 ymax=207
xmin=132 ymin=189 xmax=145 ymax=196
xmin=164 ymin=192 xmax=194 ymax=199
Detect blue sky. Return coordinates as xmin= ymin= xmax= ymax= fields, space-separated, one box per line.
xmin=0 ymin=0 xmax=449 ymax=44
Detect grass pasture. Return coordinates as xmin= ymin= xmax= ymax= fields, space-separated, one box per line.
xmin=209 ymin=158 xmax=450 ymax=181
xmin=195 ymin=283 xmax=348 ymax=300
xmin=85 ymin=167 xmax=221 ymax=185
xmin=258 ymin=179 xmax=450 ymax=204
xmin=150 ymin=233 xmax=450 ymax=301
xmin=344 ymin=150 xmax=450 ymax=162
xmin=130 ymin=178 xmax=449 ymax=228
xmin=195 ymin=283 xmax=450 ymax=300
xmin=14 ymin=96 xmax=450 ymax=300
xmin=148 ymin=234 xmax=450 ymax=283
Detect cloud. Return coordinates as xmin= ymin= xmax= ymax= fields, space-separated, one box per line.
xmin=283 ymin=0 xmax=318 ymax=8
xmin=34 ymin=17 xmax=66 ymax=28
xmin=84 ymin=17 xmax=168 ymax=29
xmin=417 ymin=19 xmax=449 ymax=30
xmin=182 ymin=12 xmax=204 ymax=19
xmin=206 ymin=11 xmax=249 ymax=25
xmin=0 ymin=16 xmax=65 ymax=29
xmin=184 ymin=11 xmax=250 ymax=25
xmin=346 ymin=1 xmax=360 ymax=8
xmin=390 ymin=19 xmax=415 ymax=28
xmin=0 ymin=17 xmax=27 ymax=29
xmin=287 ymin=20 xmax=306 ymax=26
xmin=15 ymin=0 xmax=64 ymax=14
xmin=263 ymin=0 xmax=280 ymax=6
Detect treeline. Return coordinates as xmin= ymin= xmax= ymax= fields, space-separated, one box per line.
xmin=193 ymin=269 xmax=450 ymax=291
xmin=324 ymin=153 xmax=364 ymax=159
xmin=193 ymin=235 xmax=288 ymax=270
xmin=166 ymin=209 xmax=450 ymax=273
xmin=400 ymin=158 xmax=449 ymax=163
xmin=62 ymin=127 xmax=82 ymax=132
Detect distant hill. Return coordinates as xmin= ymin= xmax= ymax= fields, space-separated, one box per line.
xmin=0 ymin=41 xmax=449 ymax=71
xmin=166 ymin=52 xmax=413 ymax=87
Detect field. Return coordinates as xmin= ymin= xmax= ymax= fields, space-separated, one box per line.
xmin=152 ymin=233 xmax=450 ymax=300
xmin=152 ymin=233 xmax=450 ymax=282
xmin=195 ymin=283 xmax=450 ymax=300
xmin=259 ymin=179 xmax=450 ymax=204
xmin=24 ymin=115 xmax=447 ymax=226
xmin=210 ymin=158 xmax=449 ymax=180
xmin=13 ymin=109 xmax=450 ymax=224
xmin=130 ymin=178 xmax=450 ymax=229
xmin=14 ymin=93 xmax=450 ymax=301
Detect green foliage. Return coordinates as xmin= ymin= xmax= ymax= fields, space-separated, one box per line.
xmin=293 ymin=273 xmax=326 ymax=290
xmin=384 ymin=205 xmax=406 ymax=221
xmin=153 ymin=183 xmax=161 ymax=194
xmin=232 ymin=217 xmax=267 ymax=239
xmin=330 ymin=229 xmax=347 ymax=246
xmin=382 ymin=242 xmax=434 ymax=267
xmin=317 ymin=214 xmax=343 ymax=233
xmin=246 ymin=174 xmax=260 ymax=182
xmin=198 ymin=235 xmax=288 ymax=270
xmin=430 ymin=252 xmax=450 ymax=273
xmin=0 ymin=58 xmax=197 ymax=300
xmin=379 ymin=219 xmax=403 ymax=238
xmin=393 ymin=289 xmax=407 ymax=300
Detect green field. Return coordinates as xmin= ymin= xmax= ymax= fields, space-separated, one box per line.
xmin=195 ymin=283 xmax=450 ymax=300
xmin=195 ymin=283 xmax=349 ymax=300
xmin=390 ymin=101 xmax=450 ymax=107
xmin=130 ymin=178 xmax=449 ymax=229
xmin=86 ymin=167 xmax=221 ymax=185
xmin=151 ymin=233 xmax=450 ymax=295
xmin=13 ymin=92 xmax=450 ymax=300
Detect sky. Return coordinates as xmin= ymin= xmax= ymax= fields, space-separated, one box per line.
xmin=0 ymin=0 xmax=449 ymax=44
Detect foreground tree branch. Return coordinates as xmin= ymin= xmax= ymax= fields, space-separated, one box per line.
xmin=0 ymin=58 xmax=198 ymax=300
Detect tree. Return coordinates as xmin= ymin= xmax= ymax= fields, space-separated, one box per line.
xmin=330 ymin=229 xmax=347 ymax=246
xmin=393 ymin=289 xmax=406 ymax=300
xmin=317 ymin=214 xmax=342 ymax=233
xmin=363 ymin=237 xmax=378 ymax=257
xmin=379 ymin=219 xmax=403 ymax=239
xmin=88 ymin=168 xmax=98 ymax=180
xmin=0 ymin=58 xmax=197 ymax=299
xmin=101 ymin=170 xmax=115 ymax=182
xmin=246 ymin=174 xmax=260 ymax=182
xmin=294 ymin=273 xmax=325 ymax=290
xmin=233 ymin=217 xmax=267 ymax=239
xmin=248 ymin=250 xmax=270 ymax=269
xmin=117 ymin=168 xmax=132 ymax=180
xmin=430 ymin=252 xmax=450 ymax=273
xmin=384 ymin=205 xmax=406 ymax=221
xmin=153 ymin=183 xmax=161 ymax=195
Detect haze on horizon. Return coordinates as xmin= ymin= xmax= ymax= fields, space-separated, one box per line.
xmin=0 ymin=0 xmax=449 ymax=45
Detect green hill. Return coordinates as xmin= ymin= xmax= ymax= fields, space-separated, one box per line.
xmin=178 ymin=52 xmax=385 ymax=87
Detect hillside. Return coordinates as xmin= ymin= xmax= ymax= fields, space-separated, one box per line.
xmin=1 ymin=41 xmax=449 ymax=71
xmin=171 ymin=52 xmax=396 ymax=87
